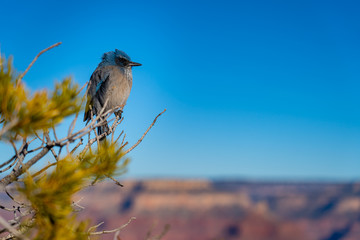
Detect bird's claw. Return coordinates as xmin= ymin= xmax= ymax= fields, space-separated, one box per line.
xmin=115 ymin=110 xmax=123 ymax=119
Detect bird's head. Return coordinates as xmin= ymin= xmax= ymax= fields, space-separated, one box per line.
xmin=101 ymin=49 xmax=142 ymax=68
xmin=112 ymin=49 xmax=142 ymax=68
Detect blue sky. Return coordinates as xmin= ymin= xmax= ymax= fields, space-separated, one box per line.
xmin=1 ymin=0 xmax=359 ymax=180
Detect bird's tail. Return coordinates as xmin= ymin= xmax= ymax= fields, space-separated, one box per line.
xmin=97 ymin=119 xmax=109 ymax=140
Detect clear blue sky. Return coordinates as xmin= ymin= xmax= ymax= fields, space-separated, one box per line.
xmin=1 ymin=0 xmax=359 ymax=180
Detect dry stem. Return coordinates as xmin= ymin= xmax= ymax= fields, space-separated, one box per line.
xmin=18 ymin=42 xmax=62 ymax=84
xmin=124 ymin=109 xmax=166 ymax=155
xmin=89 ymin=217 xmax=136 ymax=236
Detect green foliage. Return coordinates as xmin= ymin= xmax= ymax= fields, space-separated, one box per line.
xmin=80 ymin=141 xmax=129 ymax=181
xmin=0 ymin=53 xmax=81 ymax=139
xmin=19 ymin=141 xmax=130 ymax=240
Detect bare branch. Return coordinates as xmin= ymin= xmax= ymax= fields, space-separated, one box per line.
xmin=0 ymin=215 xmax=30 ymax=240
xmin=110 ymin=116 xmax=120 ymax=143
xmin=5 ymin=188 xmax=18 ymax=204
xmin=52 ymin=126 xmax=59 ymax=142
xmin=121 ymin=133 xmax=126 ymax=147
xmin=44 ymin=131 xmax=58 ymax=161
xmin=57 ymin=146 xmax=63 ymax=161
xmin=0 ymin=118 xmax=19 ymax=138
xmin=89 ymin=217 xmax=136 ymax=236
xmin=78 ymin=81 xmax=88 ymax=94
xmin=31 ymin=162 xmax=57 ymax=178
xmin=72 ymin=197 xmax=85 ymax=212
xmin=58 ymin=99 xmax=113 ymax=144
xmin=50 ymin=144 xmax=59 ymax=160
xmin=27 ymin=137 xmax=36 ymax=145
xmin=88 ymin=222 xmax=104 ymax=234
xmin=93 ymin=128 xmax=100 ymax=147
xmin=10 ymin=140 xmax=25 ymax=171
xmin=27 ymin=145 xmax=45 ymax=154
xmin=66 ymin=142 xmax=70 ymax=154
xmin=0 ymin=204 xmax=15 ymax=212
xmin=70 ymin=138 xmax=83 ymax=154
xmin=18 ymin=42 xmax=62 ymax=84
xmin=0 ymin=145 xmax=51 ymax=188
xmin=79 ymin=109 xmax=124 ymax=155
xmin=34 ymin=132 xmax=45 ymax=145
xmin=114 ymin=130 xmax=124 ymax=144
xmin=124 ymin=109 xmax=166 ymax=155
xmin=106 ymin=175 xmax=123 ymax=187
xmin=0 ymin=157 xmax=17 ymax=173
xmin=120 ymin=142 xmax=128 ymax=149
xmin=0 ymin=156 xmax=16 ymax=169
xmin=3 ymin=141 xmax=28 ymax=174
xmin=68 ymin=111 xmax=79 ymax=137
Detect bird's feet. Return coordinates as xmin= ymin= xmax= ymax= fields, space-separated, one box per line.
xmin=115 ymin=110 xmax=123 ymax=119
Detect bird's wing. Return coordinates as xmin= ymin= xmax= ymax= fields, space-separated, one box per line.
xmin=88 ymin=67 xmax=111 ymax=97
xmin=83 ymin=67 xmax=111 ymax=122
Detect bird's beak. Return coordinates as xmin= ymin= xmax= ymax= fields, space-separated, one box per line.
xmin=129 ymin=61 xmax=142 ymax=67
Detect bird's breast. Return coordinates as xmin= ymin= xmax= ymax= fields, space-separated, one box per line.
xmin=105 ymin=67 xmax=132 ymax=109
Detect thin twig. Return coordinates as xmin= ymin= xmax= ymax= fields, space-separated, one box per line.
xmin=10 ymin=140 xmax=24 ymax=171
xmin=11 ymin=140 xmax=28 ymax=172
xmin=70 ymin=138 xmax=83 ymax=154
xmin=0 ymin=204 xmax=15 ymax=212
xmin=0 ymin=118 xmax=19 ymax=138
xmin=66 ymin=142 xmax=70 ymax=154
xmin=0 ymin=157 xmax=17 ymax=173
xmin=4 ymin=188 xmax=16 ymax=203
xmin=88 ymin=222 xmax=104 ymax=234
xmin=90 ymin=98 xmax=110 ymax=144
xmin=34 ymin=132 xmax=45 ymax=145
xmin=0 ymin=146 xmax=51 ymax=187
xmin=18 ymin=42 xmax=62 ymax=84
xmin=120 ymin=142 xmax=128 ymax=149
xmin=121 ymin=134 xmax=126 ymax=147
xmin=52 ymin=126 xmax=59 ymax=142
xmin=51 ymin=145 xmax=59 ymax=160
xmin=44 ymin=132 xmax=58 ymax=161
xmin=78 ymin=81 xmax=88 ymax=94
xmin=110 ymin=117 xmax=120 ymax=143
xmin=89 ymin=217 xmax=136 ymax=235
xmin=1 ymin=140 xmax=28 ymax=173
xmin=32 ymin=162 xmax=57 ymax=178
xmin=0 ymin=215 xmax=30 ymax=240
xmin=57 ymin=146 xmax=63 ymax=160
xmin=124 ymin=109 xmax=166 ymax=155
xmin=114 ymin=130 xmax=124 ymax=144
xmin=27 ymin=137 xmax=36 ymax=145
xmin=58 ymin=99 xmax=112 ymax=143
xmin=0 ymin=156 xmax=16 ymax=169
xmin=72 ymin=197 xmax=85 ymax=211
xmin=106 ymin=175 xmax=123 ymax=187
xmin=68 ymin=111 xmax=79 ymax=137
xmin=27 ymin=144 xmax=45 ymax=154
xmin=9 ymin=141 xmax=19 ymax=159
xmin=79 ymin=107 xmax=125 ymax=154
xmin=87 ymin=130 xmax=92 ymax=154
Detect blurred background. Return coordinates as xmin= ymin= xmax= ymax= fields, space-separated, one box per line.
xmin=1 ymin=0 xmax=360 ymax=239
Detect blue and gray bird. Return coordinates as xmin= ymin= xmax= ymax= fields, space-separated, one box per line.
xmin=84 ymin=49 xmax=141 ymax=136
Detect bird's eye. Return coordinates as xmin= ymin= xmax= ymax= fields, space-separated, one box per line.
xmin=118 ymin=57 xmax=128 ymax=66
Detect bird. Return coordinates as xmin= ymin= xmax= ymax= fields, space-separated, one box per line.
xmin=83 ymin=49 xmax=141 ymax=137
